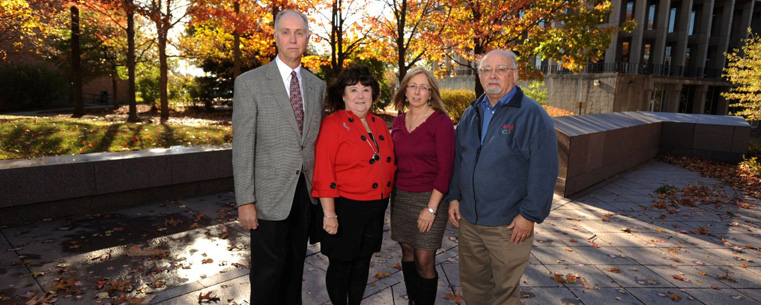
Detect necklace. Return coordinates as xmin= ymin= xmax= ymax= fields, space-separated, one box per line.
xmin=406 ymin=108 xmax=433 ymax=132
xmin=364 ymin=132 xmax=380 ymax=163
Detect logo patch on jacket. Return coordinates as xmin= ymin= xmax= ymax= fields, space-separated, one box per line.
xmin=501 ymin=124 xmax=514 ymax=134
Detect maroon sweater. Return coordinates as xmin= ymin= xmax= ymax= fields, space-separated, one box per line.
xmin=391 ymin=111 xmax=455 ymax=193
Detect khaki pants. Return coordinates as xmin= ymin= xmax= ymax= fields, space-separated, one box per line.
xmin=458 ymin=217 xmax=533 ymax=305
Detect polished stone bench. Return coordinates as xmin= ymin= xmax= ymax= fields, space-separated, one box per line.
xmin=0 ymin=145 xmax=232 ymax=226
xmin=553 ymin=111 xmax=750 ymax=197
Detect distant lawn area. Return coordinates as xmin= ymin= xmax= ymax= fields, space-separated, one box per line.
xmin=0 ymin=114 xmax=232 ymax=160
xmin=0 ymin=104 xmax=574 ymax=160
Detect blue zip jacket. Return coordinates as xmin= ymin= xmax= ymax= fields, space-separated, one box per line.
xmin=448 ymin=86 xmax=559 ymax=226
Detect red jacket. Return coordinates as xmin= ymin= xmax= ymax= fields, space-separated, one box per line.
xmin=312 ymin=110 xmax=396 ymax=201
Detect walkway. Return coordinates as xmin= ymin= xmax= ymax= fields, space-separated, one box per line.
xmin=1 ymin=160 xmax=759 ymax=304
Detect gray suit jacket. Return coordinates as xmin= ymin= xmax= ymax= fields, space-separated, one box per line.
xmin=232 ymin=61 xmax=326 ymax=221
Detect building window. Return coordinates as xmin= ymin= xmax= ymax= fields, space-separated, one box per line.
xmin=711 ymin=9 xmax=721 ymax=36
xmin=626 ymin=1 xmax=635 ymax=20
xmin=689 ymin=10 xmax=696 ymax=35
xmin=643 ymin=43 xmax=652 ymax=63
xmin=668 ymin=7 xmax=677 ymax=32
xmin=621 ymin=40 xmax=630 ymax=62
xmin=648 ymin=4 xmax=657 ymax=29
xmin=665 ymin=45 xmax=672 ymax=65
xmin=651 ymin=83 xmax=666 ymax=112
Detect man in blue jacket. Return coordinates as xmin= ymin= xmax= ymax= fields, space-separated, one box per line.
xmin=447 ymin=49 xmax=559 ymax=305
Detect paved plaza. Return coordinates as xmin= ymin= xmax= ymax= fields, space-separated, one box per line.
xmin=1 ymin=160 xmax=760 ymax=304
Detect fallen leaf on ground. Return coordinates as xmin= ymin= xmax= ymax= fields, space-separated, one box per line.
xmin=199 ymin=291 xmax=220 ymax=303
xmin=374 ymin=272 xmax=390 ymax=279
xmin=672 ymin=275 xmax=690 ymax=282
xmin=444 ymin=288 xmax=463 ymax=304
xmin=126 ymin=245 xmax=169 ymax=258
xmin=667 ymin=291 xmax=681 ymax=301
xmin=718 ymin=272 xmax=737 ymax=283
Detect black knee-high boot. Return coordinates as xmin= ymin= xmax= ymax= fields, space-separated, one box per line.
xmin=326 ymin=260 xmax=351 ymax=305
xmin=401 ymin=261 xmax=418 ymax=304
xmin=417 ymin=273 xmax=438 ymax=305
xmin=347 ymin=256 xmax=372 ymax=305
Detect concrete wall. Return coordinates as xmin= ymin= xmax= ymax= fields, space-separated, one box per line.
xmin=83 ymin=77 xmax=130 ymax=105
xmin=554 ymin=112 xmax=750 ymax=197
xmin=0 ymin=146 xmax=233 ymax=226
xmin=546 ymin=74 xmax=620 ymax=114
xmin=613 ymin=75 xmax=650 ymax=112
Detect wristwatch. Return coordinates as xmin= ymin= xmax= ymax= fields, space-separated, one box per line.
xmin=426 ymin=206 xmax=436 ymax=215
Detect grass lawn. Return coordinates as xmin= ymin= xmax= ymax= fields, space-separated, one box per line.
xmin=0 ymin=104 xmax=574 ymax=161
xmin=0 ymin=106 xmax=232 ymax=160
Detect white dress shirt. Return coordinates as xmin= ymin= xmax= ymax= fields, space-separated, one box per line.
xmin=274 ymin=55 xmax=306 ymax=114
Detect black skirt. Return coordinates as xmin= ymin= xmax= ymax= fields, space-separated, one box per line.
xmin=316 ymin=196 xmax=388 ymax=262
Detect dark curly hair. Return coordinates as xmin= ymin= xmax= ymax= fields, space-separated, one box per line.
xmin=326 ymin=65 xmax=380 ymax=113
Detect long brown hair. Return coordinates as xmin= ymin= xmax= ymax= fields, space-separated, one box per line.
xmin=391 ymin=67 xmax=446 ymax=114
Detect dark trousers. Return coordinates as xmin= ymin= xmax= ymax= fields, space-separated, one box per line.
xmin=249 ymin=174 xmax=311 ymax=305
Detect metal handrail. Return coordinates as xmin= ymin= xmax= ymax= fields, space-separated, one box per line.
xmin=540 ymin=62 xmax=724 ymax=79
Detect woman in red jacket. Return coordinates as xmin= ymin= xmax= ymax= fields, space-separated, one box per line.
xmin=312 ymin=65 xmax=396 ymax=305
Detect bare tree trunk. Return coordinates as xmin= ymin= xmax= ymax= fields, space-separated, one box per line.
xmin=271 ymin=5 xmax=280 ymax=58
xmin=335 ymin=0 xmax=344 ymax=74
xmin=126 ymin=1 xmax=139 ymax=122
xmin=233 ymin=0 xmax=241 ymax=79
xmin=396 ymin=0 xmax=407 ymax=84
xmin=330 ymin=0 xmax=338 ymax=74
xmin=71 ymin=5 xmax=84 ymax=117
xmin=157 ymin=1 xmax=170 ymax=123
xmin=112 ymin=61 xmax=119 ymax=110
xmin=473 ymin=40 xmax=485 ymax=98
xmin=159 ymin=32 xmax=168 ymax=122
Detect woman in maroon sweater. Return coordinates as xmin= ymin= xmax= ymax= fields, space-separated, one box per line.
xmin=390 ymin=67 xmax=455 ymax=305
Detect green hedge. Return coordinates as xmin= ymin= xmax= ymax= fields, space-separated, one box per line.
xmin=0 ymin=64 xmax=67 ymax=112
xmin=441 ymin=88 xmax=475 ymax=123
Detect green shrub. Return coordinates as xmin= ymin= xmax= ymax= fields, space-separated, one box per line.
xmin=168 ymin=74 xmax=197 ymax=109
xmin=748 ymin=140 xmax=761 ymax=158
xmin=742 ymin=157 xmax=761 ymax=176
xmin=441 ymin=88 xmax=475 ymax=123
xmin=137 ymin=67 xmax=159 ymax=108
xmin=524 ymin=81 xmax=548 ymax=105
xmin=0 ymin=64 xmax=67 ymax=111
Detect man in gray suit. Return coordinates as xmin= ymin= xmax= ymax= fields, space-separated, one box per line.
xmin=232 ymin=9 xmax=326 ymax=305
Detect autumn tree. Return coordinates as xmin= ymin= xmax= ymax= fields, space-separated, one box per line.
xmin=84 ymin=0 xmax=146 ymax=122
xmin=75 ymin=0 xmax=138 ymax=110
xmin=440 ymin=0 xmax=630 ymax=96
xmin=71 ymin=4 xmax=84 ymax=117
xmin=142 ymin=0 xmax=190 ymax=123
xmin=182 ymin=0 xmax=303 ymax=101
xmin=310 ymin=0 xmax=377 ymax=76
xmin=723 ymin=29 xmax=761 ymax=120
xmin=0 ymin=0 xmax=61 ymax=62
xmin=376 ymin=0 xmax=450 ymax=83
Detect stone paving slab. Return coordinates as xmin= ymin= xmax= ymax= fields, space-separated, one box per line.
xmin=2 ymin=160 xmax=761 ymax=304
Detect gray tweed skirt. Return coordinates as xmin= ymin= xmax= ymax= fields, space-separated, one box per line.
xmin=390 ymin=189 xmax=449 ymax=250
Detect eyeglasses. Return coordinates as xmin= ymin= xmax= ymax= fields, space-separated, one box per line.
xmin=406 ymin=84 xmax=431 ymax=92
xmin=478 ymin=66 xmax=516 ymax=76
